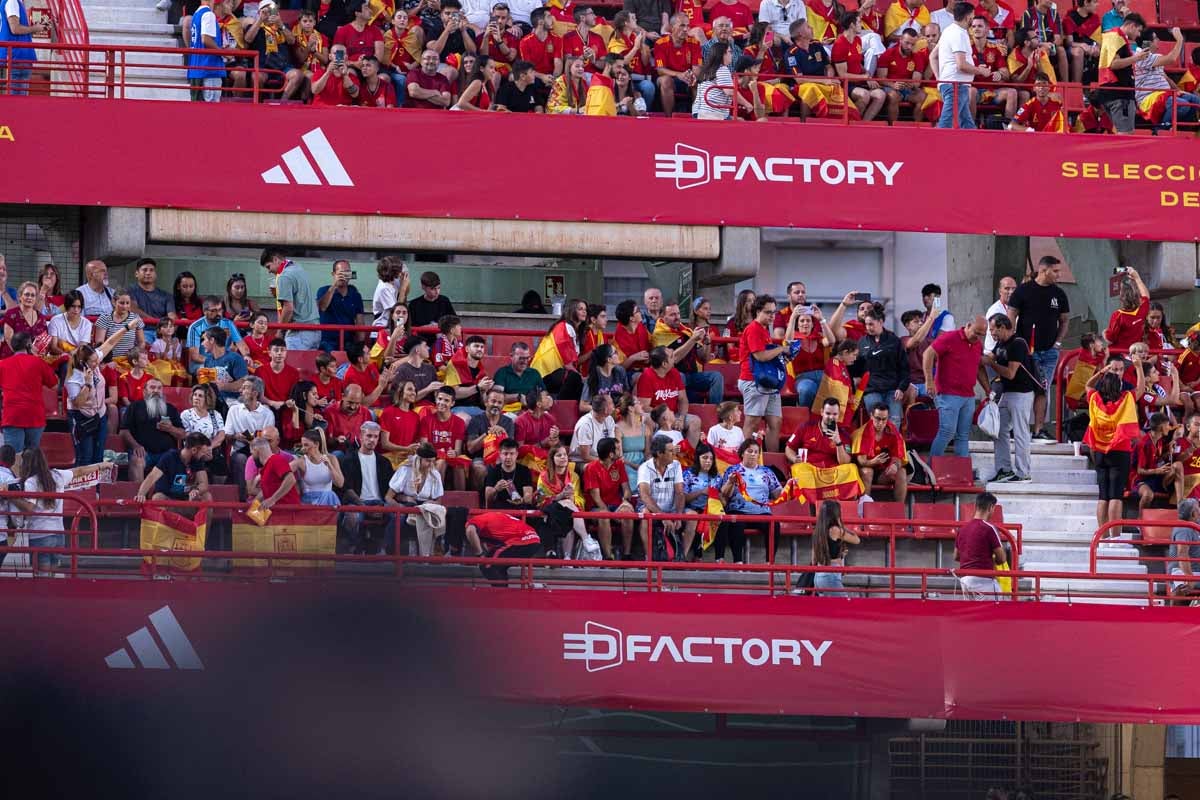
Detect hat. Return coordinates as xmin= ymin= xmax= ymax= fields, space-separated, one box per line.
xmin=401 ymin=334 xmax=425 ymax=354
xmin=258 ymin=0 xmax=277 ymax=10
xmin=692 ymin=296 xmax=708 ymax=312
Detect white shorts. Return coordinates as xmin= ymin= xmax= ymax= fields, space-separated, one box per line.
xmin=738 ymin=379 xmax=781 ymax=418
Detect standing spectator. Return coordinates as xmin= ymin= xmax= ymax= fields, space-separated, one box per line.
xmin=933 ymin=1 xmax=989 ymax=129
xmin=121 ymin=378 xmax=186 ymax=486
xmin=17 ymin=450 xmax=107 ymax=574
xmin=583 ymin=436 xmax=635 ymax=560
xmin=981 ymin=314 xmax=1039 ymax=483
xmin=923 ymin=316 xmax=987 ymax=458
xmin=920 ymin=283 xmax=956 ymax=340
xmin=718 ymin=439 xmax=782 ymax=564
xmin=407 ymin=270 xmax=456 ymax=344
xmin=954 ymin=492 xmax=1007 ymax=597
xmin=187 ymin=0 xmax=226 ymax=102
xmin=622 ymin=0 xmax=671 ymax=39
xmin=186 ymin=296 xmax=247 ymax=375
xmin=494 ymin=341 xmax=545 ymax=413
xmin=850 ymin=303 xmax=909 ymax=425
xmin=371 ymin=257 xmax=409 ymax=329
xmin=654 ymin=13 xmax=701 ymax=116
xmin=1105 ymin=266 xmax=1150 ymax=350
xmin=1169 ymin=498 xmax=1200 ymax=598
xmin=570 ymin=391 xmax=615 ymax=462
xmin=325 ymin=384 xmax=373 ymax=453
xmin=0 ymin=331 xmax=57 ymax=450
xmin=637 ymin=434 xmax=685 ymax=559
xmin=811 ymin=499 xmax=861 ymax=596
xmin=261 ymin=247 xmax=320 ymax=351
xmin=65 ymin=345 xmax=111 ymax=467
xmin=852 ymin=402 xmax=909 ymax=503
xmin=1009 ymin=255 xmax=1069 ymax=443
xmin=983 ymin=276 xmax=1017 ymax=352
xmin=93 ymin=289 xmax=145 ymax=358
xmin=1083 ymin=359 xmax=1144 ymax=528
xmin=0 ymin=0 xmax=47 ymax=95
xmin=224 ymin=376 xmax=276 ymax=495
xmin=128 ymin=258 xmax=175 ymax=324
xmin=1095 ymin=12 xmax=1147 ymax=133
xmin=738 ymin=294 xmax=789 ymax=453
xmin=339 ymin=421 xmax=396 ymax=555
xmin=316 ymin=260 xmax=364 ymax=353
xmin=75 ymin=260 xmax=114 ymax=317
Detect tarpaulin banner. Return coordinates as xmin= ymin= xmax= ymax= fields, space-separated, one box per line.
xmin=1 ymin=580 xmax=1199 ymax=723
xmin=1 ymin=96 xmax=1199 ymax=241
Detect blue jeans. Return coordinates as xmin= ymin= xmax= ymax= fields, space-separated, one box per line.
xmin=635 ymin=77 xmax=656 ymax=110
xmin=931 ymin=393 xmax=973 ymax=457
xmin=2 ymin=426 xmax=43 ymax=451
xmin=29 ymin=533 xmax=65 ymax=570
xmin=1162 ymin=92 xmax=1200 ymax=127
xmin=284 ymin=329 xmax=321 ymax=352
xmin=70 ymin=411 xmax=106 ymax=467
xmin=685 ymin=370 xmax=724 ymax=405
xmin=794 ymin=369 xmax=824 ymax=409
xmin=861 ymin=391 xmax=903 ymax=425
xmin=4 ymin=67 xmax=31 ymax=95
xmin=937 ymin=82 xmax=975 ymax=129
xmin=338 ymin=499 xmax=396 ymax=554
xmin=389 ymin=70 xmax=407 ymax=106
xmin=1031 ymin=347 xmax=1059 ymax=387
xmin=814 ymin=570 xmax=846 ymax=597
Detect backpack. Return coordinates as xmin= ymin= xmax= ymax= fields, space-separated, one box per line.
xmin=751 ymin=350 xmax=788 ymax=392
xmin=651 ymin=521 xmax=680 ymax=562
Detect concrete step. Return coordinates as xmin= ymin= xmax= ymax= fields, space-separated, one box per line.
xmin=1000 ymin=497 xmax=1098 ymax=516
xmin=1020 ymin=543 xmax=1137 ymax=565
xmin=89 ymin=32 xmax=181 ymax=48
xmin=83 ymin=5 xmax=169 ymax=25
xmin=969 ymin=441 xmax=1075 ymax=456
xmin=1023 ymin=559 xmax=1146 ymax=575
xmin=985 ymin=482 xmax=1098 ymax=498
xmin=1037 ymin=576 xmax=1155 ymax=597
xmin=971 ymin=453 xmax=1089 ymax=472
xmin=978 ymin=469 xmax=1096 ymax=485
xmin=1042 ymin=595 xmax=1153 ymax=606
xmin=1012 ymin=516 xmax=1100 ymax=537
xmin=88 ymin=21 xmax=176 ymax=35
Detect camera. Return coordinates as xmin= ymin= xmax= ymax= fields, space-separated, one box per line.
xmin=851 ymin=292 xmax=872 ymax=303
xmin=1113 ymin=265 xmax=1132 ymax=274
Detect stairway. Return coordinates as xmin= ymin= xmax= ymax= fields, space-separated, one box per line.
xmin=78 ymin=0 xmax=189 ymax=101
xmin=968 ymin=440 xmax=1152 ymax=606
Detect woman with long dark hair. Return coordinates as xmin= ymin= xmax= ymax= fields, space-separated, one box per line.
xmin=533 ymin=299 xmax=586 ymax=401
xmin=17 ymin=447 xmax=105 ymax=573
xmin=291 ymin=428 xmax=344 ymax=507
xmin=580 ymin=343 xmax=630 ymax=414
xmin=811 ymin=499 xmax=860 ymax=596
xmin=173 ymin=271 xmax=202 ymax=322
xmin=281 ymin=380 xmax=325 ymax=450
xmin=453 ymin=53 xmax=497 ymax=111
xmin=1144 ymin=301 xmax=1180 ymax=351
xmin=225 ymin=273 xmax=260 ymax=322
xmin=724 ymin=289 xmax=756 ymax=362
xmin=578 ymin=303 xmax=607 ymax=377
xmin=36 ymin=263 xmax=62 ymax=315
xmin=1084 ymin=358 xmax=1146 ymax=530
xmin=682 ymin=442 xmax=721 ymax=560
xmin=693 ymin=41 xmax=735 ymax=120
xmin=1104 ymin=266 xmax=1150 ymax=350
xmin=549 ymin=54 xmax=588 ymax=114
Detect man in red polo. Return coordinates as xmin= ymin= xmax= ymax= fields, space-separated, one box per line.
xmin=924 ymin=315 xmax=987 ymax=457
xmin=653 ymin=12 xmax=702 ymax=116
xmin=561 ymin=4 xmax=606 ymax=72
xmin=518 ymin=7 xmax=562 ymax=101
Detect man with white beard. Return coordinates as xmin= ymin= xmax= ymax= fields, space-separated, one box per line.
xmin=121 ymin=378 xmax=186 ymax=485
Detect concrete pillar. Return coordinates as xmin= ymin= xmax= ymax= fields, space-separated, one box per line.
xmin=81 ymin=207 xmax=146 ymax=267
xmin=945 ymin=234 xmax=996 ymax=320
xmin=1122 ymin=723 xmax=1166 ymax=800
xmin=696 ymin=226 xmax=759 ymax=287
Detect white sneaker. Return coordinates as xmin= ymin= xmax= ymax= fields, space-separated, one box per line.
xmin=155 ymin=0 xmax=171 ymax=9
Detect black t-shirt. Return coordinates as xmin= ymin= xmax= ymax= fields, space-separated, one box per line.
xmin=1008 ymin=280 xmax=1069 ymax=352
xmin=495 ymin=79 xmax=540 ymax=112
xmin=992 ymin=335 xmax=1043 ymax=395
xmin=421 ymin=19 xmax=469 ymax=57
xmin=152 ymin=449 xmax=207 ymax=499
xmin=124 ymin=400 xmax=184 ymax=455
xmin=466 ymin=413 xmax=515 ymax=453
xmin=484 ymin=463 xmax=534 ymax=509
xmin=407 ymin=295 xmax=456 ymax=343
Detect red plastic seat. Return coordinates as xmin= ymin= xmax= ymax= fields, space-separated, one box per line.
xmin=774 ymin=499 xmax=812 ymax=537
xmin=1140 ymin=508 xmax=1177 ymax=543
xmin=905 ymin=405 xmax=940 ymax=449
xmin=481 ymin=355 xmax=508 ymax=377
xmin=443 ymin=490 xmax=481 ymax=509
xmin=761 ymin=451 xmax=790 ymax=475
xmin=781 ymin=406 xmax=810 ymax=434
xmin=285 ymin=350 xmax=319 ymax=376
xmin=930 ymin=455 xmax=979 ymax=493
xmin=1128 ymin=0 xmax=1159 ymax=24
xmin=549 ymin=400 xmax=581 ymax=437
xmin=1159 ymin=0 xmax=1196 ymax=25
xmin=41 ymin=432 xmax=75 ymax=468
xmin=691 ymin=403 xmax=719 ymax=432
xmin=862 ymin=501 xmax=909 ymax=535
xmin=712 ymin=363 xmax=741 ymax=399
xmin=838 ymin=499 xmax=862 ymax=524
xmin=209 ymin=483 xmax=241 ymax=524
xmin=43 ymin=386 xmax=64 ymax=422
xmin=491 ymin=334 xmax=536 ymax=357
xmin=911 ymin=502 xmax=957 ymax=537
xmin=163 ymin=386 xmax=192 ymax=411
xmin=98 ymin=481 xmax=142 ymax=520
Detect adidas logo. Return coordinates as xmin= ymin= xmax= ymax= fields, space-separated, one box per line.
xmin=104 ymin=605 xmax=204 ymax=671
xmin=260 ymin=127 xmax=354 ymax=188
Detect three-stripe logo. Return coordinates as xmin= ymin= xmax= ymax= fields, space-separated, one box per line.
xmin=104 ymin=605 xmax=204 ymax=671
xmin=260 ymin=127 xmax=354 ymax=187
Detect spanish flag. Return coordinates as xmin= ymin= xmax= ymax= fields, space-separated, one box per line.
xmin=711 ymin=446 xmax=741 ymax=474
xmin=652 ymin=317 xmax=690 ymax=349
xmin=1082 ymin=391 xmax=1140 ymax=454
xmin=531 ymin=320 xmax=579 ymax=376
xmin=1066 ymin=352 xmax=1102 ymax=404
xmin=384 ymin=24 xmax=422 ymax=70
xmin=1007 ymin=47 xmax=1057 ymax=85
xmin=1098 ymin=28 xmax=1130 ymax=86
xmin=806 ymin=1 xmax=840 ymax=42
xmin=851 ymin=419 xmax=908 ymax=466
xmin=145 ymin=356 xmax=188 ymax=387
xmin=884 ymin=0 xmax=930 ymax=39
xmin=1179 ymin=65 xmax=1200 ymax=93
xmin=585 ymin=73 xmax=617 ymax=116
xmin=231 ymin=506 xmax=339 ymax=575
xmin=443 ymin=349 xmax=483 ymax=389
xmin=1138 ymin=90 xmax=1170 ymax=126
xmin=536 ymin=465 xmax=585 ymax=508
xmin=482 ymin=433 xmax=503 ymax=466
xmin=762 ymin=82 xmax=795 ymax=115
xmin=140 ymin=506 xmax=207 ymax=574
xmin=918 ymin=86 xmax=942 ymax=123
xmin=696 ymin=486 xmax=725 ymax=550
xmin=518 ymin=444 xmax=548 ymax=480
xmin=790 ymin=462 xmax=864 ymax=504
xmin=811 ymin=361 xmax=854 ymax=422
xmin=677 ymin=439 xmax=696 ymax=471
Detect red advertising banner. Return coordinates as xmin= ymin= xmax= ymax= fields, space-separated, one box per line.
xmin=0 ymin=97 xmax=1198 ymax=241
xmin=1 ymin=579 xmax=1197 ymax=723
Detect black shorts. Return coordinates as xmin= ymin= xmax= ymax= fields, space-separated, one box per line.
xmin=1093 ymin=450 xmax=1132 ymax=501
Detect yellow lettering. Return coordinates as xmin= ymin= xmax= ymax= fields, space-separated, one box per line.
xmin=1185 ymin=192 xmax=1200 ymax=208
xmin=0 ymin=126 xmax=11 ymax=141
xmin=1145 ymin=164 xmax=1162 ymax=180
xmin=1082 ymin=163 xmax=1099 ymax=178
xmin=1162 ymin=191 xmax=1179 ymax=206
xmin=1103 ymin=162 xmax=1122 ymax=179
xmin=1061 ymin=161 xmax=1079 ymax=178
xmin=1123 ymin=163 xmax=1139 ymax=180
xmin=1167 ymin=165 xmax=1185 ymax=180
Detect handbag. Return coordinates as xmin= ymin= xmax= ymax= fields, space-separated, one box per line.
xmin=71 ymin=412 xmax=102 ymax=444
xmin=751 ymin=350 xmax=788 ymax=392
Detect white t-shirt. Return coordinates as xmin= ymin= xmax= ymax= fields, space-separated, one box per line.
xmin=199 ymin=7 xmax=217 ymax=37
xmin=929 ymin=7 xmax=954 ymax=33
xmin=3 ymin=0 xmax=22 ymax=21
xmin=693 ymin=65 xmax=733 ymax=118
xmin=983 ymin=300 xmax=1009 ymax=351
xmin=181 ymin=407 xmax=225 ymax=439
xmin=223 ymin=402 xmax=275 ymax=438
xmin=24 ymin=469 xmax=72 ymax=535
xmin=372 ymin=278 xmax=401 ymax=328
xmin=570 ymin=413 xmax=616 ymax=459
xmin=936 ymin=22 xmax=974 ymax=83
xmin=359 ymin=451 xmax=380 ymax=502
xmin=636 ymin=458 xmax=683 ymax=512
xmin=388 ymin=463 xmax=444 ymax=503
xmin=48 ymin=313 xmax=93 ymax=349
xmin=75 ymin=283 xmax=114 ymax=317
xmin=507 ymin=0 xmax=540 ymax=25
xmin=706 ymin=423 xmax=746 ymax=451
xmin=0 ymin=464 xmax=13 ymax=543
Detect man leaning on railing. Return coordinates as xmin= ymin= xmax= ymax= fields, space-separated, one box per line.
xmin=0 ymin=0 xmax=48 ymax=96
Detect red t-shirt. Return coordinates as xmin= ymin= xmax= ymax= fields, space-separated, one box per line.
xmin=583 ymin=458 xmax=628 ymax=508
xmin=243 ymin=334 xmax=270 ymax=367
xmin=652 ymin=34 xmax=702 ymax=73
xmin=332 ymin=22 xmax=384 ymax=62
xmin=562 ymin=29 xmax=609 ymax=72
xmin=636 ymin=367 xmax=686 ymax=411
xmin=1177 ymin=349 xmax=1200 ymax=388
xmin=257 ymin=363 xmax=300 ymax=404
xmin=311 ymin=67 xmax=361 ymax=106
xmin=260 ymin=452 xmax=300 ymax=506
xmin=1013 ymin=97 xmax=1063 ymax=131
xmin=738 ymin=320 xmax=773 ymax=382
xmin=830 ymin=34 xmax=865 ymax=76
xmin=356 ymin=77 xmax=396 ymax=107
xmin=419 ymin=412 xmax=466 ymax=454
xmin=707 ymin=1 xmax=754 ymax=29
xmin=343 ymin=364 xmax=381 ymax=402
xmin=1105 ymin=297 xmax=1150 ymax=351
xmin=876 ymin=44 xmax=927 ymax=79
xmin=326 ymin=404 xmax=372 ymax=446
xmin=0 ymin=353 xmax=57 ymax=427
xmin=472 ymin=511 xmax=540 ymax=546
xmin=514 ymin=410 xmax=555 ymax=446
xmin=379 ymin=406 xmax=420 ymax=446
xmin=404 ymin=68 xmax=452 ymax=109
xmin=614 ymin=324 xmax=651 ymax=369
xmin=930 ymin=329 xmax=983 ymax=397
xmin=786 ymin=420 xmax=851 ymax=469
xmin=518 ymin=31 xmax=563 ymax=75
xmin=314 ymin=374 xmax=343 ymax=403
xmin=955 ymin=518 xmax=1001 ymax=571
xmin=118 ymin=371 xmax=153 ymax=404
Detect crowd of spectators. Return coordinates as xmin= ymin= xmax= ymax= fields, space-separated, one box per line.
xmin=161 ymin=0 xmax=1200 ymax=130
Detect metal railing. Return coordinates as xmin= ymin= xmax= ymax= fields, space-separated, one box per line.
xmin=40 ymin=0 xmax=88 ymax=94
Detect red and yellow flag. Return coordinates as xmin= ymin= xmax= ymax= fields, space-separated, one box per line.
xmin=1179 ymin=65 xmax=1200 ymax=93
xmin=482 ymin=433 xmax=503 ymax=466
xmin=140 ymin=506 xmax=207 ymax=574
xmin=232 ymin=506 xmax=338 ymax=575
xmin=850 ymin=419 xmax=908 ymax=465
xmin=585 ymin=73 xmax=617 ymax=116
xmin=711 ymin=446 xmax=740 ymax=474
xmin=531 ymin=321 xmax=579 ymax=376
xmin=1066 ymin=353 xmax=1101 ymax=404
xmin=1179 ymin=442 xmax=1200 ymax=499
xmin=518 ymin=444 xmax=548 ymax=480
xmin=1083 ymin=391 xmax=1140 ymax=454
xmin=811 ymin=361 xmax=853 ymax=421
xmin=443 ymin=349 xmax=482 ymax=389
xmin=652 ymin=317 xmax=690 ymax=349
xmin=789 ymin=462 xmax=864 ymax=504
xmin=884 ymin=1 xmax=930 ymax=39
xmin=696 ymin=486 xmax=725 ymax=550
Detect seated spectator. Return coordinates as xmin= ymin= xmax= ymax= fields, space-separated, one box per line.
xmin=583 ymin=436 xmax=635 ymax=560
xmin=852 ymin=402 xmax=909 ymax=503
xmin=405 ymin=49 xmax=454 ymax=109
xmin=536 ymin=443 xmax=590 ymax=558
xmin=495 ymin=59 xmax=543 ymax=111
xmin=356 ymin=55 xmax=396 ymax=106
xmin=339 ymin=421 xmax=396 ymax=555
xmin=484 ymin=437 xmax=536 ymax=509
xmin=1136 ymin=359 xmax=1180 ymax=428
xmin=636 ymin=347 xmax=701 ymax=440
xmin=243 ymin=0 xmax=304 ymax=99
xmin=647 ymin=404 xmax=687 ymax=452
xmin=969 ymin=16 xmax=1017 ymax=118
xmin=577 ymin=304 xmax=607 ymax=376
xmin=420 ymin=386 xmax=469 ymax=489
xmin=242 ymin=312 xmax=271 ymax=370
xmin=549 ymin=53 xmax=588 ymax=112
xmin=291 ymin=429 xmax=344 ymax=507
xmin=133 ymin=432 xmax=213 ymax=504
xmin=453 ymin=54 xmax=498 ymax=109
xmin=785 ymin=397 xmax=863 ymax=503
xmin=180 ymin=384 xmax=226 ymax=455
xmin=201 ymin=327 xmax=250 ymax=402
xmin=445 ymin=335 xmax=494 ymax=420
xmin=1008 ymin=72 xmax=1064 ymax=131
xmin=128 ymin=258 xmax=173 ymax=324
xmin=281 ymin=380 xmax=326 ymax=451
xmin=224 ymin=376 xmax=277 ymax=494
xmin=514 ymin=387 xmax=560 ymax=449
xmin=580 ymin=343 xmax=629 ymax=414
xmin=614 ymin=299 xmax=652 ymax=373
xmin=257 ymin=338 xmax=306 ymax=412
xmin=248 ymin=435 xmax=301 ymax=511
xmin=316 ymin=260 xmax=365 ymax=353
xmin=571 ymin=391 xmax=616 ymax=462
xmin=517 ymin=9 xmax=560 ymax=106
xmin=433 ymin=315 xmax=464 ymax=372
xmin=225 ymin=272 xmax=260 ymax=324
xmin=325 ymin=383 xmax=373 ymax=453
xmin=122 ymin=378 xmax=185 ymax=486
xmin=393 ymin=335 xmax=442 ymax=405
xmin=1135 ymin=412 xmax=1176 ymax=509
xmin=705 ymin=401 xmax=745 ymax=453
xmin=1170 ymin=497 xmax=1200 ymax=598
xmin=379 ymin=381 xmax=421 ymax=467
xmin=90 ymin=288 xmax=145 ymax=360
xmin=75 ymin=260 xmax=113 ymax=318
xmin=613 ymin=61 xmax=648 ymax=115
xmin=245 ymin=426 xmax=294 ymax=498
xmin=954 ymin=491 xmax=1007 ymax=598
xmin=36 ymin=263 xmax=62 ymax=317
xmin=1006 ymin=27 xmax=1052 ymax=100
xmin=117 ymin=348 xmax=153 ymax=411
xmin=681 ymin=443 xmax=721 ymax=560
xmin=637 ymin=434 xmax=685 ymax=558
xmin=655 ymin=303 xmax=723 ymax=405
xmin=719 ymin=439 xmax=782 ymax=564
xmin=382 ymin=10 xmax=420 ymax=104
xmin=1176 ymin=336 xmax=1200 ymax=416
xmin=48 ymin=290 xmax=93 ymax=356
xmin=493 ymin=341 xmax=545 ymax=414
xmin=173 ymin=272 xmax=202 ymax=323
xmin=374 ymin=302 xmax=412 ymax=368
xmin=466 ymin=386 xmax=516 ymax=487
xmin=147 ymin=318 xmax=185 ymax=383
xmin=878 ymin=27 xmax=935 ymax=124
xmin=654 ymin=13 xmax=701 ymax=117
xmin=832 ymin=12 xmax=885 ymax=120
xmin=187 ymin=296 xmax=247 ymax=375
xmin=385 ymin=442 xmax=447 ymax=556
xmin=343 ymin=340 xmax=398 ymax=408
